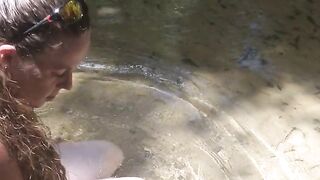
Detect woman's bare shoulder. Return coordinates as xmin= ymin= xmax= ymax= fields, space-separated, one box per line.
xmin=0 ymin=142 xmax=23 ymax=180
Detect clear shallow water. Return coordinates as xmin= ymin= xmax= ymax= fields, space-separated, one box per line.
xmin=40 ymin=0 xmax=320 ymax=179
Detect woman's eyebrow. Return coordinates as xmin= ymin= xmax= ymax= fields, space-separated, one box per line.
xmin=49 ymin=41 xmax=64 ymax=49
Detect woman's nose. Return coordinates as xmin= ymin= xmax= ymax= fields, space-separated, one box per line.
xmin=59 ymin=70 xmax=73 ymax=90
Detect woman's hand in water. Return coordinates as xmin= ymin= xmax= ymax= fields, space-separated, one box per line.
xmin=56 ymin=140 xmax=125 ymax=180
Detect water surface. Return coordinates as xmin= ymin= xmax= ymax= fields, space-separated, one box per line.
xmin=40 ymin=0 xmax=320 ymax=179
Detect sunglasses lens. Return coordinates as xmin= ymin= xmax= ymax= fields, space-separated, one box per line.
xmin=60 ymin=0 xmax=83 ymax=23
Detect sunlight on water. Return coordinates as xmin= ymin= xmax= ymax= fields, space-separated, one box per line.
xmin=40 ymin=0 xmax=320 ymax=179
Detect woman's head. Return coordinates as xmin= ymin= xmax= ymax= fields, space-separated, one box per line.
xmin=0 ymin=0 xmax=91 ymax=108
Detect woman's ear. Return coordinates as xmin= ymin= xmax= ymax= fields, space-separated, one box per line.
xmin=0 ymin=44 xmax=16 ymax=57
xmin=0 ymin=44 xmax=16 ymax=68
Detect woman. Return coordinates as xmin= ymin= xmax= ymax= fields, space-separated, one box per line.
xmin=0 ymin=0 xmax=137 ymax=179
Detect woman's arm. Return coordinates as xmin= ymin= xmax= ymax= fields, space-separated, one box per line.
xmin=0 ymin=142 xmax=23 ymax=180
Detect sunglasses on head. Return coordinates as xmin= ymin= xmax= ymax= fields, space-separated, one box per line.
xmin=23 ymin=0 xmax=88 ymax=35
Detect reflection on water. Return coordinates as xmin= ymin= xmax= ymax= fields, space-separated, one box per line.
xmin=40 ymin=0 xmax=320 ymax=179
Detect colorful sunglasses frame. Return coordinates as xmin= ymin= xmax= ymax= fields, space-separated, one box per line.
xmin=23 ymin=0 xmax=87 ymax=35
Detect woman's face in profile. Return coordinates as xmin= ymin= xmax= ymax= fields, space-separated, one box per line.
xmin=8 ymin=32 xmax=91 ymax=108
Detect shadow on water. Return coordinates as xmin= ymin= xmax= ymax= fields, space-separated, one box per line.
xmin=40 ymin=0 xmax=320 ymax=179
